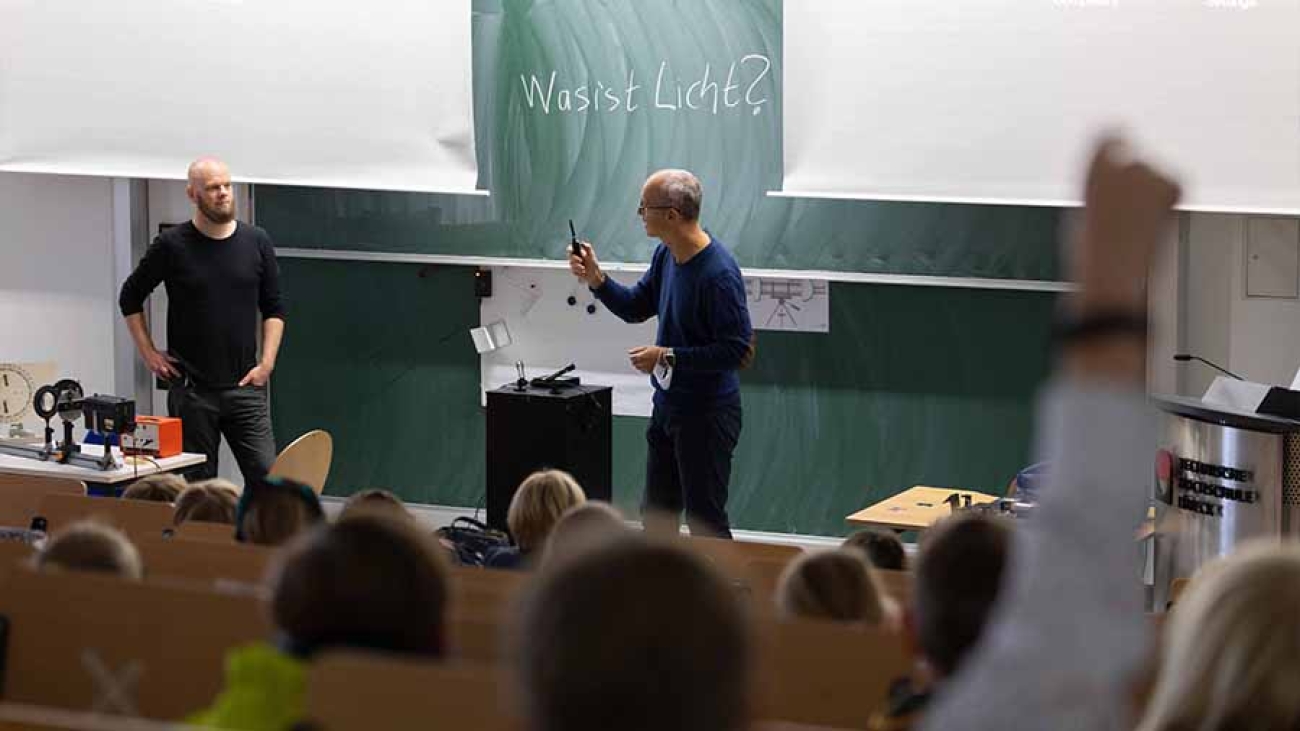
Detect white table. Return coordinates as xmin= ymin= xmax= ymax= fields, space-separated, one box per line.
xmin=0 ymin=442 xmax=206 ymax=486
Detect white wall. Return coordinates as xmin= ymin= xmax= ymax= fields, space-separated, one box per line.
xmin=1179 ymin=213 xmax=1300 ymax=395
xmin=0 ymin=172 xmax=117 ymax=398
xmin=1146 ymin=218 xmax=1185 ymax=396
xmin=1229 ymin=217 xmax=1300 ymax=387
xmin=1182 ymin=214 xmax=1237 ymax=395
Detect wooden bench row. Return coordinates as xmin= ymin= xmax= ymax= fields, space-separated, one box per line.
xmin=0 ymin=698 xmax=860 ymax=731
xmin=0 ymin=482 xmax=919 ymax=728
xmin=0 ymin=565 xmax=910 ymax=728
xmin=13 ymin=493 xmax=917 ymax=607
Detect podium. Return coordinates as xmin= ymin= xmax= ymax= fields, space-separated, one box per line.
xmin=1151 ymin=382 xmax=1300 ymax=609
xmin=484 ymin=383 xmax=612 ymax=532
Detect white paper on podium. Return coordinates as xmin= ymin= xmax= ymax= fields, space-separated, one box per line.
xmin=1202 ymin=376 xmax=1271 ymax=414
xmin=1289 ymin=366 xmax=1300 ymax=391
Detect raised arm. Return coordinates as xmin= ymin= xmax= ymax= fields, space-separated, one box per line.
xmin=920 ymin=137 xmax=1181 ymax=731
xmin=571 ymin=242 xmax=660 ymax=323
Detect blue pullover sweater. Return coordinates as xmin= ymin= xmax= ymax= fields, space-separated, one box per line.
xmin=593 ymin=237 xmax=752 ymax=411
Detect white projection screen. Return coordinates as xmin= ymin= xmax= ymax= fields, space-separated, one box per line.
xmin=0 ymin=0 xmax=481 ymax=194
xmin=781 ymin=0 xmax=1300 ymax=214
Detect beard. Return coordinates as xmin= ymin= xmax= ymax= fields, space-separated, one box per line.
xmin=198 ymin=198 xmax=236 ymax=225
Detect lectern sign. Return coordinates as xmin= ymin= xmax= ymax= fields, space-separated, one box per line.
xmin=1172 ymin=457 xmax=1259 ymax=518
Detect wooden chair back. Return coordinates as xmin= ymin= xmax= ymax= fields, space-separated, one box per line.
xmin=268 ymin=430 xmax=333 ymax=495
xmin=0 ymin=474 xmax=86 ymax=530
xmin=446 ymin=613 xmax=507 ymax=664
xmin=0 ymin=568 xmax=270 ymax=719
xmin=169 ymin=521 xmax=234 ymax=544
xmin=135 ymin=538 xmax=275 ymax=587
xmin=683 ymin=536 xmax=801 ymax=604
xmin=753 ymin=618 xmax=911 ymax=728
xmin=305 ymin=652 xmax=514 ymax=731
xmin=34 ymin=495 xmax=173 ymax=540
xmin=447 ymin=566 xmax=528 ymax=618
xmin=0 ymin=701 xmax=198 ymax=730
xmin=874 ymin=568 xmax=913 ymax=608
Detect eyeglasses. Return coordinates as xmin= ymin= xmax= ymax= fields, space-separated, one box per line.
xmin=637 ymin=203 xmax=676 ymax=217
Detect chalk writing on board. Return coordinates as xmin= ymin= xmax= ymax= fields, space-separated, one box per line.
xmin=519 ymin=54 xmax=772 ymax=116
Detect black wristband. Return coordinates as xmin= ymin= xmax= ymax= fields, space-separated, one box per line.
xmin=1054 ymin=311 xmax=1147 ymax=345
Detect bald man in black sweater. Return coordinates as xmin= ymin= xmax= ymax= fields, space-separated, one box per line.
xmin=119 ymin=158 xmax=286 ymax=483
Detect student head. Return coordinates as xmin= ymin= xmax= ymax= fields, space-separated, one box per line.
xmin=186 ymin=157 xmax=235 ymax=225
xmin=508 ymin=470 xmax=586 ymax=553
xmin=173 ymin=480 xmax=240 ymax=526
xmin=122 ymin=473 xmax=186 ymax=504
xmin=842 ymin=528 xmax=907 ymax=571
xmin=776 ymin=548 xmax=897 ymax=627
xmin=541 ymin=500 xmax=627 ymax=568
xmin=269 ymin=512 xmax=450 ymax=659
xmin=340 ymin=488 xmax=412 ymax=522
xmin=36 ymin=520 xmax=143 ymax=580
xmin=514 ymin=536 xmax=751 ymax=731
xmin=911 ymin=513 xmax=1011 ymax=679
xmin=1138 ymin=541 xmax=1300 ymax=731
xmin=236 ymin=476 xmax=325 ymax=547
xmin=639 ymin=169 xmax=703 ymax=240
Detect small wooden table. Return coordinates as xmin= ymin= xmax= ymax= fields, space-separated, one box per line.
xmin=846 ymin=485 xmax=1000 ymax=532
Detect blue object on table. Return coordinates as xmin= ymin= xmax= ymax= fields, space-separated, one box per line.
xmin=82 ymin=431 xmax=121 ymax=448
xmin=1014 ymin=461 xmax=1051 ymax=503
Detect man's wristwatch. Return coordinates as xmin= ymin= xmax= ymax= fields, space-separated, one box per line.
xmin=663 ymin=349 xmax=676 ymax=369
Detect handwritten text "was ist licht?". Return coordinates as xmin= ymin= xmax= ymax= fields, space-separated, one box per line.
xmin=520 ymin=55 xmax=773 ymax=116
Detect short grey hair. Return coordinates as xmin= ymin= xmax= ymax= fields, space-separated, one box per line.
xmin=656 ymin=169 xmax=703 ymax=221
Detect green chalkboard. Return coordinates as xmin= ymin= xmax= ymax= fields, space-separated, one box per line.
xmin=256 ymin=0 xmax=1062 ymax=281
xmin=271 ymin=258 xmax=1055 ymax=536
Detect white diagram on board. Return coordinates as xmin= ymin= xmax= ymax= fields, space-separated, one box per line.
xmin=743 ymin=278 xmax=830 ymax=333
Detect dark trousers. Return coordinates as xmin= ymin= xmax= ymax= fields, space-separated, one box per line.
xmin=644 ymin=400 xmax=742 ymax=539
xmin=168 ymin=384 xmax=276 ymax=485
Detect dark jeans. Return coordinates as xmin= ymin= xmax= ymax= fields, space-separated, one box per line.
xmin=168 ymin=384 xmax=276 ymax=485
xmin=645 ymin=400 xmax=742 ymax=539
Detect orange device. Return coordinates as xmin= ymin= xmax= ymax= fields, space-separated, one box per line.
xmin=125 ymin=415 xmax=183 ymax=458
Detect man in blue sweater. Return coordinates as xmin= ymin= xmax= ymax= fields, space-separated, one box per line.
xmin=569 ymin=170 xmax=753 ymax=538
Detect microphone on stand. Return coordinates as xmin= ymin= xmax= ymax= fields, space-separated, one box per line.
xmin=1173 ymin=353 xmax=1244 ymax=381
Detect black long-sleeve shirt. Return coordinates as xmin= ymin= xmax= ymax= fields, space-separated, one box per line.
xmin=119 ymin=221 xmax=285 ymax=389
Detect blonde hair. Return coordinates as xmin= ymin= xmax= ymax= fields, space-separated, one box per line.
xmin=340 ymin=489 xmax=412 ymax=522
xmin=36 ymin=520 xmax=143 ymax=580
xmin=507 ymin=470 xmax=586 ymax=551
xmin=776 ymin=549 xmax=893 ymax=625
xmin=174 ymin=481 xmax=239 ymax=526
xmin=542 ymin=501 xmax=627 ymax=569
xmin=1138 ymin=540 xmax=1300 ymax=731
xmin=121 ymin=473 xmax=186 ymax=504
